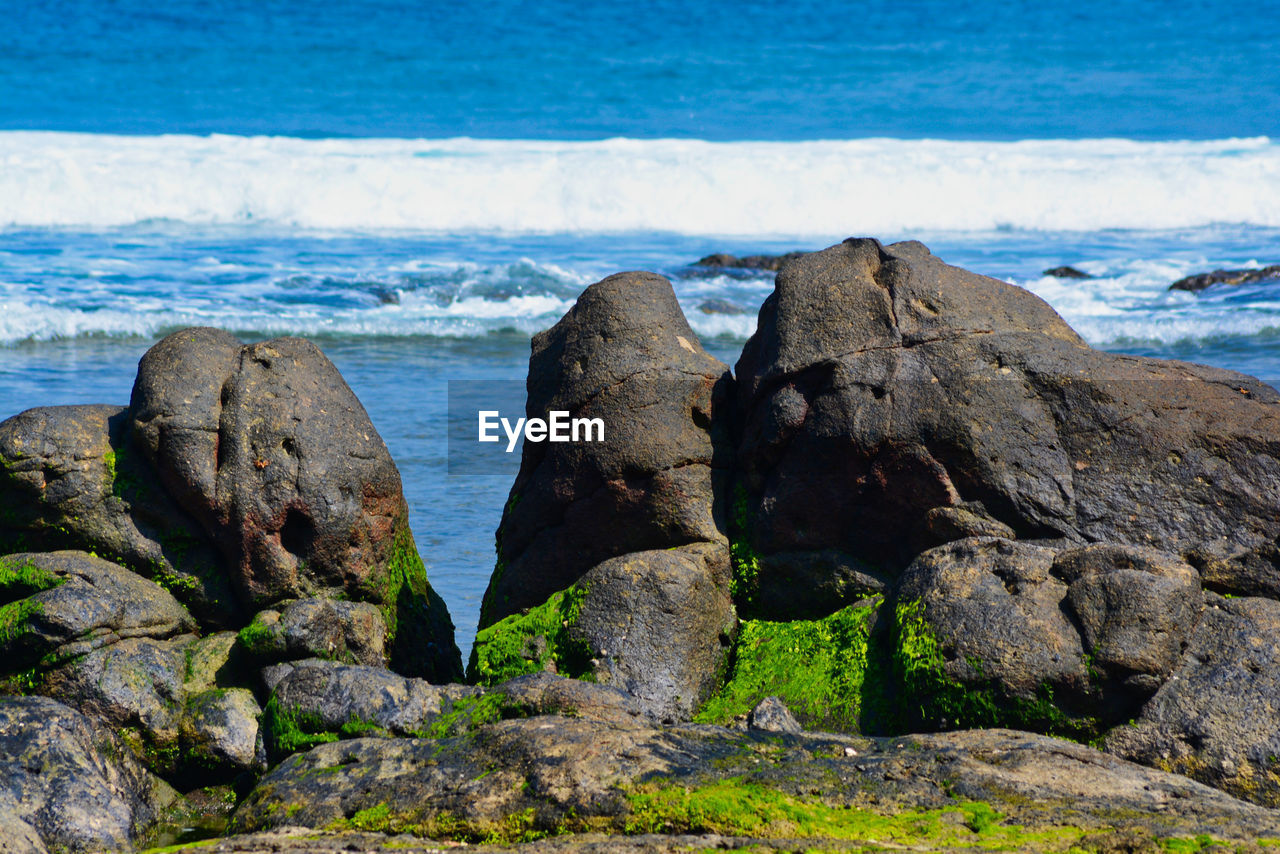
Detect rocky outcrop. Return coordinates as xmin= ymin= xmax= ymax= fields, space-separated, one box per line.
xmin=1170 ymin=264 xmax=1280 ymax=291
xmin=0 ymin=696 xmax=177 ymax=853
xmin=693 ymin=252 xmax=808 ymax=271
xmin=1043 ymin=266 xmax=1092 ymax=279
xmin=733 ymin=238 xmax=1280 ymax=618
xmin=472 ymin=273 xmax=735 ymax=720
xmin=230 ymin=715 xmax=1279 ymax=848
xmin=481 ymin=273 xmax=733 ymax=627
xmin=236 ymin=598 xmax=388 ymax=669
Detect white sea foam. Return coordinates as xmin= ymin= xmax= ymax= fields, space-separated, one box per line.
xmin=3 ymin=132 xmax=1279 ymax=233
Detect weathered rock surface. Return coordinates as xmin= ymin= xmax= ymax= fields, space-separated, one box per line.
xmin=747 ymin=696 xmax=801 ymax=733
xmin=1106 ymin=594 xmax=1280 ymax=807
xmin=733 ymin=238 xmax=1280 ymax=616
xmin=486 ymin=671 xmax=649 ymax=726
xmin=0 ymin=550 xmax=195 ymax=670
xmin=1170 ymin=264 xmax=1280 ymax=291
xmin=0 ymin=696 xmax=176 ymax=853
xmin=481 ymin=273 xmax=733 ymax=628
xmin=128 ymin=328 xmax=460 ymax=681
xmin=0 ymin=406 xmax=236 ymax=625
xmin=231 ymin=716 xmax=1280 ymax=847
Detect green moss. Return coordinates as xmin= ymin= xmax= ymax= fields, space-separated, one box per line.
xmin=0 ymin=556 xmax=63 ymax=600
xmin=0 ymin=599 xmax=42 ymax=649
xmin=623 ymin=778 xmax=1079 ymax=848
xmin=261 ymin=696 xmax=340 ymax=761
xmin=347 ymin=802 xmax=393 ymax=831
xmin=102 ymin=449 xmax=117 ymax=484
xmin=235 ymin=614 xmax=282 ymax=658
xmin=695 ymin=597 xmax=888 ymax=732
xmin=326 ymin=804 xmax=558 ymax=844
xmin=892 ymin=599 xmax=1099 ymax=740
xmin=412 ymin=693 xmax=511 ymax=739
xmin=728 ymin=485 xmax=761 ymax=609
xmin=372 ymin=514 xmax=456 ymax=679
xmin=467 ymin=584 xmax=593 ymax=685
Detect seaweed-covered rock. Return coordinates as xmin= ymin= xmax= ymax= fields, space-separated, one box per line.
xmin=0 ymin=696 xmax=176 ymax=853
xmin=230 ymin=716 xmax=1279 ymax=847
xmin=733 ymin=238 xmax=1280 ymax=613
xmin=0 ymin=406 xmax=236 ymax=625
xmin=129 ymin=328 xmax=460 ymax=681
xmin=481 ymin=273 xmax=733 ymax=628
xmin=1106 ymin=594 xmax=1280 ymax=806
xmin=472 ymin=544 xmax=735 ymax=723
xmin=237 ymin=598 xmax=387 ymax=667
xmin=894 ymin=538 xmax=1094 ymax=733
xmin=0 ymin=550 xmax=195 ymax=671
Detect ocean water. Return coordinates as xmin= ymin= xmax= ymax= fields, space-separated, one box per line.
xmin=2 ymin=0 xmax=1279 ymax=657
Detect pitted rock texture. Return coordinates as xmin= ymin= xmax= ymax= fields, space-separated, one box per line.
xmin=733 ymin=238 xmax=1280 ymax=617
xmin=481 ymin=272 xmax=733 ymax=628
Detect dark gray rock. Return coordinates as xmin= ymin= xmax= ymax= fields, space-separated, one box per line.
xmin=231 ymin=716 xmax=1279 ymax=845
xmin=129 ymin=328 xmax=460 ymax=680
xmin=486 ymin=671 xmax=648 ymax=726
xmin=237 ymin=598 xmax=388 ymax=667
xmin=0 ymin=551 xmax=195 ymax=670
xmin=1054 ymin=543 xmax=1203 ymax=693
xmin=1043 ymin=266 xmax=1092 ymax=279
xmin=734 ymin=238 xmax=1280 ymax=616
xmin=695 ymin=298 xmax=749 ymax=315
xmin=694 ymin=252 xmax=807 ymax=271
xmin=0 ymin=406 xmax=237 ymax=625
xmin=262 ymin=659 xmax=480 ymax=761
xmin=566 ymin=544 xmax=736 ymax=723
xmin=747 ymin=696 xmax=801 ymax=733
xmin=481 ymin=273 xmax=733 ymax=628
xmin=1106 ymin=595 xmax=1280 ymax=806
xmin=1170 ymin=264 xmax=1280 ymax=292
xmin=0 ymin=696 xmax=176 ymax=853
xmin=895 ymin=538 xmax=1093 ymax=731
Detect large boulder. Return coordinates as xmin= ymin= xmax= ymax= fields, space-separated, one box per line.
xmin=0 ymin=696 xmax=177 ymax=853
xmin=733 ymin=238 xmax=1280 ymax=616
xmin=129 ymin=329 xmax=460 ymax=681
xmin=479 ymin=273 xmax=733 ymax=628
xmin=1106 ymin=594 xmax=1280 ymax=806
xmin=236 ymin=597 xmax=388 ymax=668
xmin=0 ymin=406 xmax=236 ymax=625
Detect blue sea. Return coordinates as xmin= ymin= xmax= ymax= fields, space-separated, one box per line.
xmin=2 ymin=0 xmax=1279 ymax=656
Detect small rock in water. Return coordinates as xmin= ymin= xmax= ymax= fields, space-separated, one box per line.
xmin=747 ymin=696 xmax=802 ymax=733
xmin=694 ymin=251 xmax=808 ymax=271
xmin=1170 ymin=264 xmax=1280 ymax=291
xmin=696 ymin=298 xmax=749 ymax=315
xmin=1043 ymin=265 xmax=1092 ymax=279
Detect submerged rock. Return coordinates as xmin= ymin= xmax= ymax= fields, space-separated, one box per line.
xmin=1170 ymin=264 xmax=1280 ymax=291
xmin=1043 ymin=265 xmax=1092 ymax=279
xmin=694 ymin=251 xmax=808 ymax=271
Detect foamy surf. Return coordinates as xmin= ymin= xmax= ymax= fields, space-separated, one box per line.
xmin=3 ymin=132 xmax=1279 ymax=233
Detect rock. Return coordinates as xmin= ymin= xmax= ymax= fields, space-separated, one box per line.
xmin=1054 ymin=543 xmax=1202 ymax=693
xmin=40 ymin=635 xmax=192 ymax=773
xmin=694 ymin=252 xmax=808 ymax=271
xmin=472 ymin=544 xmax=735 ymax=723
xmin=0 ymin=695 xmax=176 ymax=853
xmin=1106 ymin=595 xmax=1280 ymax=806
xmin=262 ymin=659 xmax=480 ymax=761
xmin=895 ymin=538 xmax=1096 ymax=733
xmin=231 ymin=716 xmax=1279 ymax=846
xmin=0 ymin=551 xmax=195 ymax=671
xmin=747 ymin=696 xmax=801 ymax=733
xmin=695 ymin=298 xmax=749 ymax=315
xmin=1043 ymin=266 xmax=1093 ymax=279
xmin=0 ymin=406 xmax=237 ymax=625
xmin=486 ymin=671 xmax=648 ymax=726
xmin=182 ymin=631 xmax=241 ymax=694
xmin=480 ymin=273 xmax=733 ymax=627
xmin=128 ymin=328 xmax=460 ymax=680
xmin=733 ymin=238 xmax=1280 ymax=615
xmin=1170 ymin=265 xmax=1280 ymax=292
xmin=1192 ymin=542 xmax=1280 ymax=599
xmin=237 ymin=598 xmax=387 ymax=667
xmin=181 ymin=687 xmax=262 ymax=778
